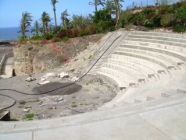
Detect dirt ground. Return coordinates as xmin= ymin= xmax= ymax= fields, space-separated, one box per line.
xmin=0 ymin=33 xmax=117 ymax=121
xmin=0 ymin=71 xmax=116 ymax=121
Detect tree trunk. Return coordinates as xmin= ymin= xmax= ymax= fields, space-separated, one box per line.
xmin=95 ymin=4 xmax=97 ymax=12
xmin=114 ymin=0 xmax=120 ymax=27
xmin=53 ymin=5 xmax=57 ymax=26
xmin=43 ymin=24 xmax=45 ymax=35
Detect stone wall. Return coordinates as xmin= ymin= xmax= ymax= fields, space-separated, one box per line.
xmin=13 ymin=34 xmax=103 ymax=76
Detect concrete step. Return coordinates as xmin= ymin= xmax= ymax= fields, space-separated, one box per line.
xmin=122 ymin=40 xmax=186 ymax=55
xmin=128 ymin=36 xmax=186 ymax=48
xmin=118 ymin=46 xmax=185 ymax=65
xmin=130 ymin=31 xmax=186 ymax=39
xmin=129 ymin=34 xmax=186 ymax=44
xmin=96 ymin=71 xmax=128 ymax=90
xmin=108 ymin=58 xmax=159 ymax=78
xmin=115 ymin=51 xmax=177 ymax=70
xmin=111 ymin=54 xmax=167 ymax=75
xmin=99 ymin=67 xmax=138 ymax=87
xmin=103 ymin=63 xmax=147 ymax=82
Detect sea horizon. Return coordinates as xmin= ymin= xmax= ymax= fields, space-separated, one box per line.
xmin=0 ymin=26 xmax=33 ymax=41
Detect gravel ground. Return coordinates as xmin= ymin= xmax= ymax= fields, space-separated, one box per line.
xmin=0 ymin=33 xmax=117 ymax=121
xmin=0 ymin=71 xmax=116 ymax=121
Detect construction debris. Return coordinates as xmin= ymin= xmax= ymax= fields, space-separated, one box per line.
xmin=25 ymin=77 xmax=36 ymax=82
xmin=37 ymin=81 xmax=50 ymax=85
xmin=23 ymin=108 xmax=30 ymax=112
xmin=71 ymin=76 xmax=79 ymax=82
xmin=59 ymin=72 xmax=69 ymax=78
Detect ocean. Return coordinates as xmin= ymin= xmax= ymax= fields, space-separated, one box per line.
xmin=0 ymin=27 xmax=33 ymax=41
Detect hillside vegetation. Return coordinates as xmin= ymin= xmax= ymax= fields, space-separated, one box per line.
xmin=18 ymin=0 xmax=186 ymax=43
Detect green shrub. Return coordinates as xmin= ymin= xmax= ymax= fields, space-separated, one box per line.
xmin=71 ymin=104 xmax=77 ymax=108
xmin=25 ymin=113 xmax=34 ymax=119
xmin=172 ymin=26 xmax=186 ymax=32
xmin=17 ymin=36 xmax=27 ymax=43
xmin=152 ymin=14 xmax=162 ymax=27
xmin=31 ymin=35 xmax=43 ymax=40
xmin=61 ymin=36 xmax=69 ymax=42
xmin=11 ymin=118 xmax=19 ymax=121
xmin=43 ymin=33 xmax=53 ymax=40
xmin=160 ymin=14 xmax=174 ymax=27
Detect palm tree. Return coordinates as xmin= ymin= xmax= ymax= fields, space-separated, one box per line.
xmin=113 ymin=0 xmax=124 ymax=27
xmin=51 ymin=0 xmax=58 ymax=27
xmin=18 ymin=12 xmax=33 ymax=37
xmin=31 ymin=20 xmax=40 ymax=35
xmin=61 ymin=9 xmax=69 ymax=28
xmin=89 ymin=0 xmax=105 ymax=12
xmin=104 ymin=0 xmax=115 ymax=16
xmin=40 ymin=12 xmax=51 ymax=35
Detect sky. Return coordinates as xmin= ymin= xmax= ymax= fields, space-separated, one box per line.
xmin=0 ymin=0 xmax=158 ymax=28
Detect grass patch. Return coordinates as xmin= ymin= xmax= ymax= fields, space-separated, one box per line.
xmin=83 ymin=57 xmax=86 ymax=61
xmin=80 ymin=103 xmax=83 ymax=106
xmin=24 ymin=106 xmax=31 ymax=109
xmin=71 ymin=104 xmax=78 ymax=108
xmin=74 ymin=59 xmax=78 ymax=62
xmin=172 ymin=26 xmax=186 ymax=33
xmin=72 ymin=96 xmax=76 ymax=98
xmin=29 ymin=99 xmax=40 ymax=103
xmin=10 ymin=118 xmax=19 ymax=121
xmin=88 ymin=55 xmax=92 ymax=59
xmin=18 ymin=106 xmax=23 ymax=108
xmin=86 ymin=80 xmax=93 ymax=86
xmin=25 ymin=113 xmax=34 ymax=119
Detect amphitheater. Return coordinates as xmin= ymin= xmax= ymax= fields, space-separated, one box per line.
xmin=0 ymin=31 xmax=186 ymax=140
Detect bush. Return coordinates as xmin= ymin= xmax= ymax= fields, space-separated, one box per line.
xmin=160 ymin=14 xmax=174 ymax=27
xmin=31 ymin=35 xmax=43 ymax=40
xmin=172 ymin=26 xmax=186 ymax=33
xmin=43 ymin=33 xmax=53 ymax=40
xmin=52 ymin=26 xmax=61 ymax=34
xmin=56 ymin=29 xmax=66 ymax=38
xmin=61 ymin=36 xmax=69 ymax=42
xmin=51 ymin=38 xmax=60 ymax=42
xmin=72 ymin=29 xmax=79 ymax=37
xmin=152 ymin=14 xmax=161 ymax=27
xmin=96 ymin=20 xmax=113 ymax=32
xmin=17 ymin=36 xmax=28 ymax=43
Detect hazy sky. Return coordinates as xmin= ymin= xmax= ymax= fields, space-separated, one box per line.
xmin=0 ymin=0 xmax=158 ymax=28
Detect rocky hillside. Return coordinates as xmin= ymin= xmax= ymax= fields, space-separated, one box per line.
xmin=13 ymin=34 xmax=104 ymax=76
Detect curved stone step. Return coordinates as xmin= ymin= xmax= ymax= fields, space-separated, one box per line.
xmin=97 ymin=71 xmax=128 ymax=90
xmin=99 ymin=67 xmax=138 ymax=87
xmin=111 ymin=54 xmax=167 ymax=75
xmin=121 ymin=42 xmax=186 ymax=62
xmin=122 ymin=40 xmax=186 ymax=55
xmin=129 ymin=34 xmax=186 ymax=44
xmin=108 ymin=58 xmax=156 ymax=78
xmin=115 ymin=51 xmax=177 ymax=70
xmin=103 ymin=63 xmax=147 ymax=82
xmin=130 ymin=31 xmax=186 ymax=39
xmin=117 ymin=47 xmax=185 ymax=66
xmin=128 ymin=37 xmax=186 ymax=48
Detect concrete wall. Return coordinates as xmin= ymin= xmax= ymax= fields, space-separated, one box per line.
xmin=0 ymin=55 xmax=6 ymax=74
